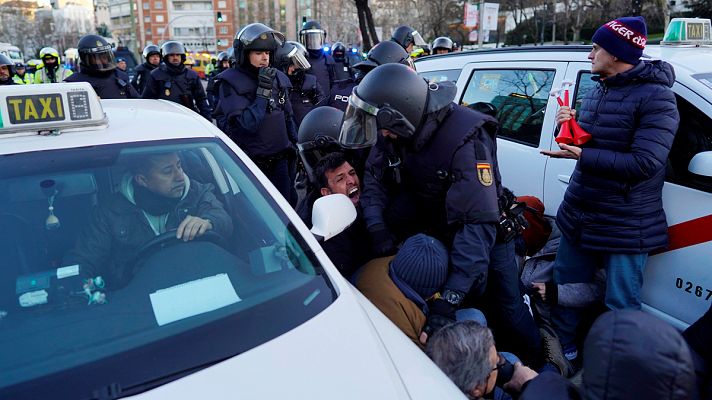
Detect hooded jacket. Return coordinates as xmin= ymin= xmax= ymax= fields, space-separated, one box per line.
xmin=583 ymin=310 xmax=696 ymax=399
xmin=556 ymin=60 xmax=679 ymax=253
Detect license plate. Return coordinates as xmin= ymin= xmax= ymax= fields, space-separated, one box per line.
xmin=6 ymin=93 xmax=65 ymax=125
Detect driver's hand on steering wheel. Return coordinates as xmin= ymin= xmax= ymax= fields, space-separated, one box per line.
xmin=176 ymin=215 xmax=213 ymax=241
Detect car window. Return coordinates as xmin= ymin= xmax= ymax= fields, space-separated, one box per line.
xmin=419 ymin=69 xmax=460 ymax=84
xmin=574 ymin=71 xmax=597 ymax=111
xmin=666 ymin=95 xmax=712 ymax=193
xmin=0 ymin=139 xmax=335 ymax=397
xmin=461 ymin=69 xmax=555 ymax=147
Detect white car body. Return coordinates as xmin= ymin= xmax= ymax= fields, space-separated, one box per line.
xmin=0 ymin=84 xmax=464 ymax=399
xmin=416 ymin=44 xmax=712 ymax=329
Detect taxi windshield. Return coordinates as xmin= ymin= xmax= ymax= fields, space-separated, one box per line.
xmin=0 ymin=138 xmax=335 ymax=398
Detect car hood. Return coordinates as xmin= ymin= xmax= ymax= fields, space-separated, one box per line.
xmin=130 ymin=279 xmax=464 ymax=399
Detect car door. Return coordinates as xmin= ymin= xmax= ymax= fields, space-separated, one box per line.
xmin=642 ymin=84 xmax=712 ymax=329
xmin=457 ymin=61 xmax=568 ymax=200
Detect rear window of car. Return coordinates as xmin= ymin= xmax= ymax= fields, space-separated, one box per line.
xmin=419 ymin=69 xmax=460 ymax=84
xmin=0 ymin=139 xmax=335 ymax=398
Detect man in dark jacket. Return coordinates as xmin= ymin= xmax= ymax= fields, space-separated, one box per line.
xmin=142 ymin=41 xmax=212 ymax=120
xmin=68 ymin=152 xmax=232 ymax=288
xmin=542 ymin=16 xmax=679 ymax=364
xmin=583 ymin=310 xmax=695 ymax=399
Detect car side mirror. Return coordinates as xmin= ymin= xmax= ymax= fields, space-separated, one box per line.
xmin=310 ymin=194 xmax=357 ymax=242
xmin=688 ymin=151 xmax=712 ymax=178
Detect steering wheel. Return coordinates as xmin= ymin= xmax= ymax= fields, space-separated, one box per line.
xmin=132 ymin=229 xmax=226 ymax=265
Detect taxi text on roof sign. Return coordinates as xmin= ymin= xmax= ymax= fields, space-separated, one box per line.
xmin=0 ymin=82 xmax=107 ymax=136
xmin=662 ymin=18 xmax=712 ymax=46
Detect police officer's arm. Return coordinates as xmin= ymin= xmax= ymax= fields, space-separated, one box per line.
xmin=280 ymin=81 xmax=298 ymax=143
xmin=360 ymin=139 xmax=391 ymax=230
xmin=578 ymin=89 xmax=678 ymax=181
xmin=191 ymin=77 xmax=213 ymax=120
xmin=141 ymin=73 xmax=159 ymax=99
xmin=130 ymin=68 xmax=140 ymax=91
xmin=313 ymin=81 xmax=327 ymax=106
xmin=125 ymin=83 xmax=140 ymax=99
xmin=446 ymin=223 xmax=496 ymax=295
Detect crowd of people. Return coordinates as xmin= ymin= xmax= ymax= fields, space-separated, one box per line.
xmin=2 ymin=15 xmax=712 ymax=399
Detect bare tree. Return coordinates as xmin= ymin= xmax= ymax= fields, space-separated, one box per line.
xmin=354 ymin=0 xmax=379 ymax=50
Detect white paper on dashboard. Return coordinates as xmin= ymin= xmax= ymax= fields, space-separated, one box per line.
xmin=150 ymin=273 xmax=241 ymax=326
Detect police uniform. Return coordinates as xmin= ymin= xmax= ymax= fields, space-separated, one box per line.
xmin=65 ymin=69 xmax=139 ymax=99
xmin=132 ymin=62 xmax=157 ymax=95
xmin=327 ymin=78 xmax=356 ymax=112
xmin=214 ymin=65 xmax=298 ymax=199
xmin=362 ymin=103 xmax=543 ymax=366
xmin=289 ymin=73 xmax=325 ymax=126
xmin=306 ymin=52 xmax=336 ymax=99
xmin=142 ymin=64 xmax=212 ymax=120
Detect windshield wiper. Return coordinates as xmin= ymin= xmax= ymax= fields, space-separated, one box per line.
xmin=88 ymin=356 xmax=230 ymax=400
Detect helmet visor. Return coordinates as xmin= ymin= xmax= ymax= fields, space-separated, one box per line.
xmin=83 ymin=51 xmax=116 ymax=72
xmin=288 ymin=47 xmax=311 ymax=70
xmin=338 ymin=92 xmax=379 ymax=149
xmin=303 ymin=30 xmax=325 ymax=50
xmin=411 ymin=31 xmax=427 ymax=47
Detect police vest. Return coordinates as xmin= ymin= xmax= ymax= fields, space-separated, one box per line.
xmin=151 ymin=66 xmax=201 ymax=111
xmin=306 ymin=53 xmax=335 ymax=97
xmin=289 ymin=74 xmax=320 ymax=126
xmin=328 ymin=79 xmax=356 ymax=112
xmin=400 ymin=105 xmax=501 ymax=226
xmin=65 ymin=70 xmax=135 ymax=99
xmin=132 ymin=63 xmax=156 ymax=94
xmin=216 ymin=67 xmax=291 ymax=158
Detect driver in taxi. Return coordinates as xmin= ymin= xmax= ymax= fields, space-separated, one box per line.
xmin=68 ymin=151 xmax=233 ymax=286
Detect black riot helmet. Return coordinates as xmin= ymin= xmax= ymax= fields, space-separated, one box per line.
xmin=142 ymin=44 xmax=161 ymax=60
xmin=352 ymin=40 xmax=413 ymax=79
xmin=340 ymin=63 xmax=456 ymax=148
xmin=233 ymin=23 xmax=285 ymax=67
xmin=331 ymin=42 xmax=346 ymax=62
xmin=226 ymin=47 xmax=236 ymax=67
xmin=298 ymin=107 xmax=345 ymax=184
xmin=299 ymin=20 xmax=326 ymax=51
xmin=432 ymin=37 xmax=454 ymax=54
xmin=390 ymin=25 xmax=427 ymax=51
xmin=217 ymin=51 xmax=229 ymax=63
xmin=160 ymin=41 xmax=186 ymax=64
xmin=77 ymin=34 xmax=116 ymax=73
xmin=273 ymin=41 xmax=311 ymax=73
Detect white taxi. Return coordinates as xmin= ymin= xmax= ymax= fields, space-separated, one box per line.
xmin=0 ymin=83 xmax=464 ymax=399
xmin=416 ymin=18 xmax=712 ymax=329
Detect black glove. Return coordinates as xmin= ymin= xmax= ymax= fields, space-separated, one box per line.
xmin=369 ymin=224 xmax=397 ymax=257
xmin=257 ymin=67 xmax=276 ymax=90
xmin=423 ymin=298 xmax=457 ymax=338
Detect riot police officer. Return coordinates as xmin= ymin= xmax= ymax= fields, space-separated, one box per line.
xmin=340 ymin=63 xmax=543 ymax=366
xmin=328 ymin=40 xmax=412 ymax=112
xmin=390 ymin=25 xmax=427 ymax=54
xmin=274 ymin=41 xmax=324 ymax=126
xmin=34 ymin=47 xmax=73 ymax=84
xmin=132 ymin=44 xmax=161 ymax=94
xmin=299 ymin=20 xmax=336 ymax=97
xmin=206 ymin=51 xmax=230 ymax=109
xmin=12 ymin=63 xmax=32 ymax=84
xmin=214 ymin=23 xmax=298 ymax=200
xmin=142 ymin=41 xmax=212 ymax=120
xmin=65 ymin=35 xmax=139 ymax=99
xmin=0 ymin=54 xmax=16 ymax=85
xmin=331 ymin=42 xmax=353 ymax=81
xmin=432 ymin=37 xmax=454 ymax=54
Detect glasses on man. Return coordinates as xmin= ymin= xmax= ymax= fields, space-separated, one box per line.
xmin=490 ymin=354 xmax=506 ymax=374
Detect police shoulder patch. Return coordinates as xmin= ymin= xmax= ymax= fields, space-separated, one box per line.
xmin=476 ymin=162 xmax=493 ymax=186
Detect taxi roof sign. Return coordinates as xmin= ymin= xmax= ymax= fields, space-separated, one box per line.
xmin=662 ymin=18 xmax=712 ymax=46
xmin=0 ymin=82 xmax=107 ymax=137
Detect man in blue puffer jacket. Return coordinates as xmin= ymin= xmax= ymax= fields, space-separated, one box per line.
xmin=541 ymin=16 xmax=679 ymax=365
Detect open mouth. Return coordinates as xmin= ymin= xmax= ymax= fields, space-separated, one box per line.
xmin=347 ymin=186 xmax=359 ymax=199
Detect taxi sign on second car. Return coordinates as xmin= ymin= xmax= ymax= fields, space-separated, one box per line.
xmin=0 ymin=82 xmax=106 ymax=136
